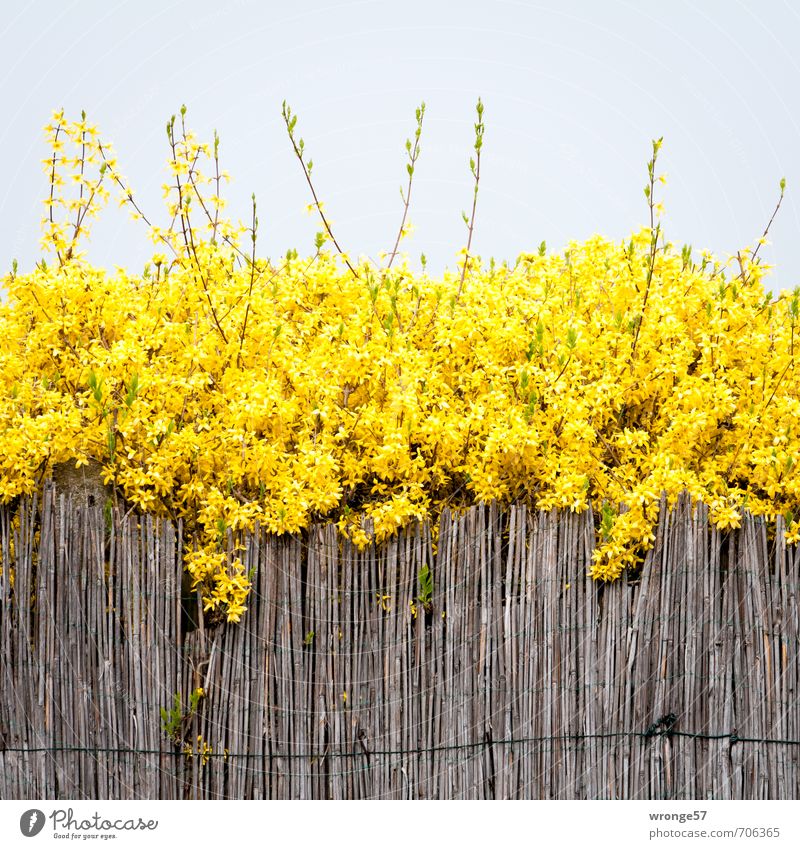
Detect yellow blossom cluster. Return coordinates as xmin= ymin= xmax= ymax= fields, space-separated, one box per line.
xmin=1 ymin=111 xmax=799 ymax=620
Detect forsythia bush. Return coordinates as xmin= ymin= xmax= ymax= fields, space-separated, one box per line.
xmin=1 ymin=108 xmax=798 ymax=622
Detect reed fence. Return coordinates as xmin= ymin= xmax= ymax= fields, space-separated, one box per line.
xmin=0 ymin=485 xmax=798 ymax=799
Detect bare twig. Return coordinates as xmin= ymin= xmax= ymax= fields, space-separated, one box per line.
xmin=281 ymin=101 xmax=359 ymax=279
xmin=387 ymin=102 xmax=425 ymax=269
xmin=629 ymin=136 xmax=663 ymax=366
xmin=457 ymin=97 xmax=484 ymax=299
xmin=237 ymin=194 xmax=258 ymax=368
xmin=749 ymin=177 xmax=786 ymax=270
xmin=730 ymin=176 xmax=787 ymax=298
xmin=212 ymin=129 xmax=222 ymax=243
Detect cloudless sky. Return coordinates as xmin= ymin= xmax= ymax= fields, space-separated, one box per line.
xmin=2 ymin=0 xmax=799 ymax=293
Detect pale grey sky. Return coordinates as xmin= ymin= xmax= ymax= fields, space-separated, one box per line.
xmin=2 ymin=0 xmax=799 ymax=292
